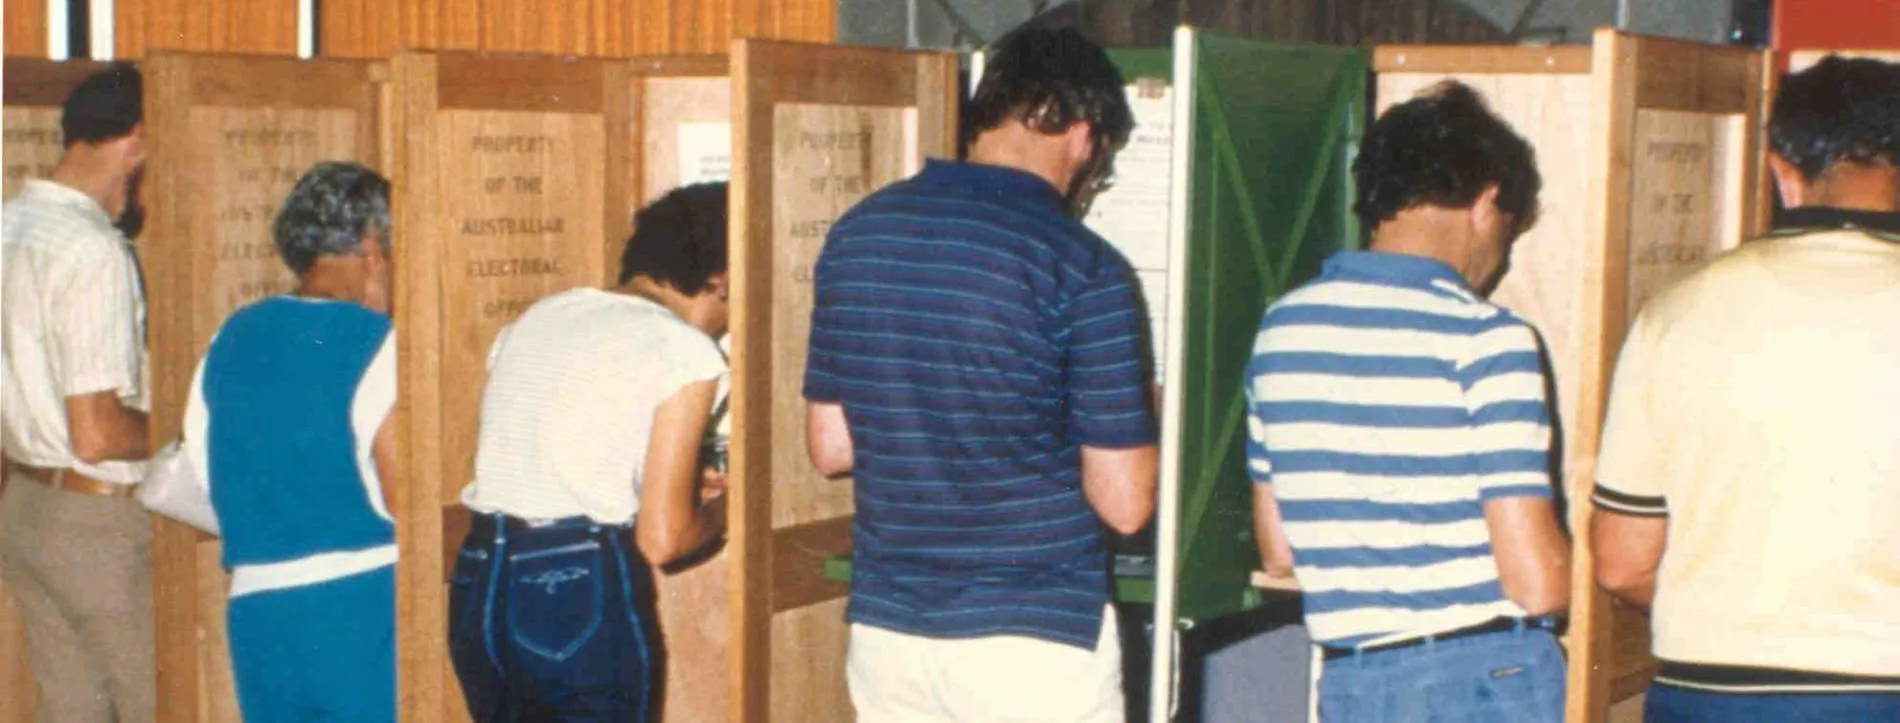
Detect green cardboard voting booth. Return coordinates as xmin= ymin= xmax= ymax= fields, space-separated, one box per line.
xmin=1087 ymin=28 xmax=1367 ymax=720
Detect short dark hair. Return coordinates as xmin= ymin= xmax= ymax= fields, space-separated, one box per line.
xmin=1352 ymin=81 xmax=1540 ymax=231
xmin=618 ymin=182 xmax=728 ymax=292
xmin=967 ymin=27 xmax=1134 ymax=152
xmin=62 ymin=64 xmax=142 ymax=147
xmin=273 ymin=162 xmax=392 ymax=276
xmin=1770 ymin=55 xmax=1900 ymax=181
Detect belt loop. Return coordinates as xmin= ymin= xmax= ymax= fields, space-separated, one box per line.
xmin=492 ymin=513 xmax=507 ymax=546
xmin=52 ymin=468 xmax=66 ymax=488
xmin=1422 ymin=633 xmax=1436 ymax=653
xmin=1513 ymin=617 xmax=1527 ymax=637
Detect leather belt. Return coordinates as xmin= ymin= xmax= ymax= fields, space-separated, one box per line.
xmin=1322 ymin=616 xmax=1559 ymax=661
xmin=12 ymin=464 xmax=139 ymax=499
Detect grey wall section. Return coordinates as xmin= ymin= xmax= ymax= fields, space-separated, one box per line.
xmin=840 ymin=0 xmax=1072 ymax=51
xmin=840 ymin=0 xmax=1737 ymax=49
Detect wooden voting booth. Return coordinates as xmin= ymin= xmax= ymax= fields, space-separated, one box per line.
xmin=0 ymin=56 xmax=108 ymax=723
xmin=383 ymin=41 xmax=955 ymax=723
xmin=725 ymin=39 xmax=958 ymax=722
xmin=138 ymin=53 xmax=389 ymax=723
xmin=1374 ymin=29 xmax=1767 ymax=721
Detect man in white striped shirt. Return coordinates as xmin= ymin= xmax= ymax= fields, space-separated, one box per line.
xmin=1246 ymin=82 xmax=1570 ymax=723
xmin=0 ymin=65 xmax=155 ymax=723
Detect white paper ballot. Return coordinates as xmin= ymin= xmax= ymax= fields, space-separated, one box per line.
xmin=678 ymin=122 xmax=732 ymax=185
xmin=1084 ymin=83 xmax=1174 ymax=379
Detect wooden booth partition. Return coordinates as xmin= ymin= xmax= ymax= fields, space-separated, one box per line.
xmin=387 ymin=51 xmax=634 ymax=723
xmin=1374 ymin=29 xmax=1767 ymax=722
xmin=624 ymin=53 xmax=738 ymax=723
xmin=0 ymin=56 xmax=109 ymax=723
xmin=137 ymin=53 xmax=388 ymax=723
xmin=727 ymin=39 xmax=958 ymax=723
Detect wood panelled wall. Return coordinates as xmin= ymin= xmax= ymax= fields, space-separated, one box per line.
xmin=115 ymin=0 xmax=301 ymax=57
xmin=3 ymin=0 xmax=48 ymax=57
xmin=1042 ymin=0 xmax=1510 ymax=48
xmin=1 ymin=0 xmax=833 ymax=59
xmin=318 ymin=0 xmax=835 ymax=57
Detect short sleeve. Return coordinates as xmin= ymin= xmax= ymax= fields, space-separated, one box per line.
xmin=1457 ymin=317 xmax=1555 ymax=501
xmin=352 ymin=331 xmax=398 ymax=521
xmin=1593 ymin=314 xmax=1668 ymax=517
xmin=1067 ymin=251 xmax=1158 ymax=449
xmin=183 ymin=352 xmax=212 ymax=494
xmin=803 ymin=250 xmax=843 ymax=403
xmin=48 ymin=244 xmax=142 ymax=398
xmin=1243 ymin=342 xmax=1274 ymax=485
xmin=664 ymin=327 xmax=728 ymax=399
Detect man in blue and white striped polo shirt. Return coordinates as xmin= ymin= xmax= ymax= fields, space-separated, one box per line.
xmin=804 ymin=27 xmax=1158 ymax=723
xmin=1246 ymin=82 xmax=1572 ymax=723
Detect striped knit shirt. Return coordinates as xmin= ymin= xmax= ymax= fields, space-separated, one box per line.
xmin=805 ymin=159 xmax=1157 ymax=650
xmin=1244 ymin=251 xmax=1553 ymax=648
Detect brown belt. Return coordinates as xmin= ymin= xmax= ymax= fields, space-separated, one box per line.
xmin=12 ymin=464 xmax=139 ymax=499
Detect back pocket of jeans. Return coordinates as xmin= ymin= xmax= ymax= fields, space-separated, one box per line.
xmin=505 ymin=540 xmax=605 ymax=662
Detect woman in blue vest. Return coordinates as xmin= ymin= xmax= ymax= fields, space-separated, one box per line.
xmin=183 ymin=161 xmax=399 ymax=722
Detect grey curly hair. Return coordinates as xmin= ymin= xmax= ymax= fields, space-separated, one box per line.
xmin=272 ymin=161 xmax=392 ymax=276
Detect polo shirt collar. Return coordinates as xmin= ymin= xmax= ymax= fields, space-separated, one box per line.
xmin=918 ymin=159 xmax=1067 ymax=212
xmin=1771 ymin=206 xmax=1900 ymax=243
xmin=1324 ymin=250 xmax=1472 ymax=293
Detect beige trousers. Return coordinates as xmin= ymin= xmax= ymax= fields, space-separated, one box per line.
xmin=0 ymin=472 xmax=155 ymax=723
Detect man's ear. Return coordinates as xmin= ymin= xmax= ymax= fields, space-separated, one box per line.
xmin=708 ymin=271 xmax=731 ymax=300
xmin=1767 ymin=154 xmax=1808 ymax=209
xmin=1471 ymin=184 xmax=1503 ymax=236
xmin=1065 ymin=121 xmax=1095 ymax=165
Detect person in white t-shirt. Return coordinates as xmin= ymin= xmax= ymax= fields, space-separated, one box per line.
xmin=449 ymin=182 xmax=730 ymax=722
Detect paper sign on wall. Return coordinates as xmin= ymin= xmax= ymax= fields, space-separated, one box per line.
xmin=678 ymin=122 xmax=732 ymax=185
xmin=1084 ymin=81 xmax=1174 ymax=379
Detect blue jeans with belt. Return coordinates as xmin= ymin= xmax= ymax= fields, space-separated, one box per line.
xmin=449 ymin=513 xmax=661 ymax=723
xmin=1318 ymin=624 xmax=1565 ymax=723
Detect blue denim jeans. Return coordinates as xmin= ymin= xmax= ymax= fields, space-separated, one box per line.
xmin=1318 ymin=626 xmax=1565 ymax=723
xmin=1646 ymin=683 xmax=1900 ymax=722
xmin=449 ymin=514 xmax=661 ymax=723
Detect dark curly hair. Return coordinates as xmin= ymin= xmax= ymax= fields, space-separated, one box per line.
xmin=967 ymin=27 xmax=1134 ymax=155
xmin=1352 ymin=81 xmax=1540 ymax=233
xmin=618 ymin=182 xmax=728 ymax=293
xmin=1770 ymin=55 xmax=1900 ymax=181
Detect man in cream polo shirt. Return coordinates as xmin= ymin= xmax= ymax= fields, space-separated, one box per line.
xmin=1592 ymin=55 xmax=1900 ymax=722
xmin=0 ymin=65 xmax=155 ymax=723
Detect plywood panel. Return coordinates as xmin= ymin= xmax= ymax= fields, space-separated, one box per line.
xmin=1625 ymin=111 xmax=1743 ymax=327
xmin=191 ymin=107 xmax=361 ymax=327
xmin=320 ymin=0 xmax=834 ymax=58
xmin=1374 ymin=31 xmax=1767 ymax=723
xmin=768 ymin=598 xmax=852 ymax=722
xmin=392 ymin=51 xmax=634 ymax=723
xmin=1 ymin=107 xmax=62 ymax=197
xmin=1376 ymin=72 xmax=1594 ymax=532
xmin=638 ymin=76 xmax=732 ymax=204
xmin=624 ymin=58 xmax=735 ymax=723
xmin=767 ymin=104 xmax=915 ymax=530
xmin=141 ymin=54 xmax=385 ymax=723
xmin=435 ymin=109 xmax=609 ymax=506
xmin=729 ymin=39 xmax=959 ymax=723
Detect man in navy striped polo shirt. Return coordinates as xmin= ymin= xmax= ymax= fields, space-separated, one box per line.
xmin=1246 ymin=82 xmax=1571 ymax=722
xmin=804 ymin=27 xmax=1158 ymax=722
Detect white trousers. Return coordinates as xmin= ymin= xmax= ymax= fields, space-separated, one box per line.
xmin=847 ymin=605 xmax=1125 ymax=723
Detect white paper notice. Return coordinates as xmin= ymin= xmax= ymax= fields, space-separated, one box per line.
xmin=677 ymin=122 xmax=732 ymax=185
xmin=1084 ymin=83 xmax=1174 ymax=379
